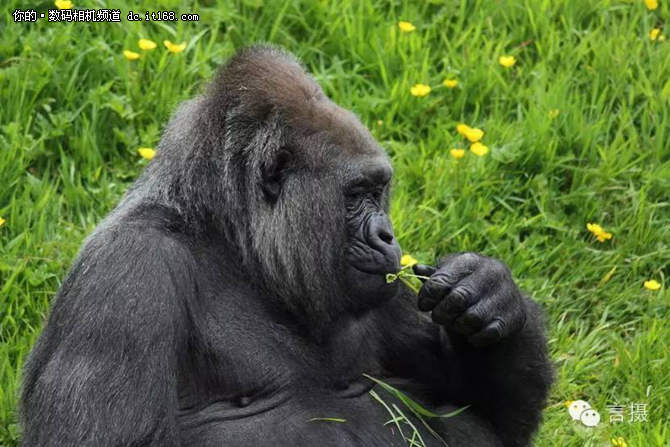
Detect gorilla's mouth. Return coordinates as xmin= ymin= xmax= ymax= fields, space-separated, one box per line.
xmin=351 ymin=262 xmax=398 ymax=276
xmin=346 ymin=212 xmax=402 ymax=277
xmin=345 ymin=254 xmax=401 ymax=307
xmin=346 ymin=244 xmax=402 ymax=280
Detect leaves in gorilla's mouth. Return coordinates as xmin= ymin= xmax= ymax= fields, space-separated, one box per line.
xmin=385 ymin=267 xmax=429 ymax=294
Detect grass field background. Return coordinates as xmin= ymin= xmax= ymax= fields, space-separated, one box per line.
xmin=1 ymin=0 xmax=669 ymax=445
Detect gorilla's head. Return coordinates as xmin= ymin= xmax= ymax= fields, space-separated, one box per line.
xmin=143 ymin=46 xmax=402 ymax=327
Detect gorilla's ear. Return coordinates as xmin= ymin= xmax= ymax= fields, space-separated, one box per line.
xmin=261 ymin=149 xmax=292 ymax=202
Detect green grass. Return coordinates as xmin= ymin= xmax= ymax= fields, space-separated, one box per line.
xmin=1 ymin=0 xmax=669 ymax=445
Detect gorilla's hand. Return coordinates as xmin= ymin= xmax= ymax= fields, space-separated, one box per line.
xmin=413 ymin=253 xmax=526 ymax=347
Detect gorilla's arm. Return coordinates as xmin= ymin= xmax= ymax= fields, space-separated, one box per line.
xmin=21 ymin=224 xmax=192 ymax=446
xmin=381 ymin=253 xmax=553 ymax=447
xmin=440 ymin=297 xmax=553 ymax=447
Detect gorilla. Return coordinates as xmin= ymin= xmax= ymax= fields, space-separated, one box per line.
xmin=21 ymin=46 xmax=553 ymax=446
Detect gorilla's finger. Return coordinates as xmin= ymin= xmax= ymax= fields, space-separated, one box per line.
xmin=417 ymin=270 xmax=461 ymax=312
xmin=452 ymin=307 xmax=487 ymax=336
xmin=451 ymin=294 xmax=505 ymax=336
xmin=429 ymin=281 xmax=481 ymax=325
xmin=412 ymin=264 xmax=436 ymax=281
xmin=437 ymin=252 xmax=482 ymax=278
xmin=416 ymin=256 xmax=486 ymax=312
xmin=428 ymin=266 xmax=497 ymax=326
xmin=468 ymin=319 xmax=506 ymax=347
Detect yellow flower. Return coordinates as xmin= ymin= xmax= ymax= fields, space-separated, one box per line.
xmin=586 ymin=222 xmax=613 ymax=242
xmin=138 ymin=148 xmax=156 ymax=160
xmin=645 ymin=0 xmax=659 ymax=10
xmin=398 ymin=21 xmax=416 ymax=32
xmin=55 ymin=0 xmax=73 ymax=9
xmin=401 ymin=254 xmax=418 ymax=267
xmin=596 ymin=231 xmax=613 ymax=242
xmin=139 ymin=39 xmax=157 ymax=50
xmin=611 ymin=437 xmax=627 ymax=447
xmin=163 ymin=40 xmax=187 ymax=53
xmin=0 ymin=217 xmax=5 ymax=227
xmin=548 ymin=109 xmax=560 ymax=119
xmin=470 ymin=142 xmax=489 ymax=157
xmin=450 ymin=148 xmax=466 ymax=159
xmin=410 ymin=84 xmax=431 ymax=97
xmin=456 ymin=123 xmax=471 ymax=136
xmin=499 ymin=55 xmax=517 ymax=68
xmin=564 ymin=400 xmax=573 ymax=408
xmin=443 ymin=79 xmax=458 ymax=88
xmin=644 ymin=279 xmax=661 ymax=291
xmin=464 ymin=127 xmax=484 ymax=143
xmin=586 ymin=223 xmax=603 ymax=234
xmin=650 ymin=28 xmax=661 ymax=41
xmin=123 ymin=50 xmax=141 ymax=61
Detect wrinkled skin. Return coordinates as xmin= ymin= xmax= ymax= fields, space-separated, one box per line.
xmin=415 ymin=253 xmax=527 ymax=347
xmin=20 ymin=46 xmax=553 ymax=447
xmin=343 ymin=163 xmax=403 ymax=311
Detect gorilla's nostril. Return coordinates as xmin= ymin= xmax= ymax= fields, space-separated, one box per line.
xmin=378 ymin=230 xmax=394 ymax=245
xmin=365 ymin=214 xmax=399 ymax=264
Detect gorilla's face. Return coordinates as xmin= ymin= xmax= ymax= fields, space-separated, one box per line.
xmin=216 ymin=48 xmax=404 ymax=319
xmin=252 ymin=107 xmax=402 ymax=315
xmin=342 ymin=160 xmax=402 ymax=307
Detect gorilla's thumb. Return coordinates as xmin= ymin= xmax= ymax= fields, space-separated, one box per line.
xmin=412 ymin=264 xmax=436 ymax=281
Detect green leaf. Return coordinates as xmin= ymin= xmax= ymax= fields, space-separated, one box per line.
xmin=363 ymin=374 xmax=470 ymax=419
xmin=308 ymin=418 xmax=347 ymax=423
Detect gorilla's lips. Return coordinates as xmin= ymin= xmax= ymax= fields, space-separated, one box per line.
xmin=345 ymin=256 xmax=401 ymax=311
xmin=350 ymin=260 xmax=400 ymax=277
xmin=348 ymin=243 xmax=402 ymax=275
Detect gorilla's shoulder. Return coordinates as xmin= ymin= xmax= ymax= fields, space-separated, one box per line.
xmin=83 ymin=203 xmax=193 ymax=261
xmin=108 ymin=202 xmax=188 ymax=233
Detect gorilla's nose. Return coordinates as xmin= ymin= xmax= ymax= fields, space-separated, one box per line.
xmin=366 ymin=214 xmax=402 ymax=269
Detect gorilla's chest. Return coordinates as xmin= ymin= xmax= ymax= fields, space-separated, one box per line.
xmin=173 ymin=282 xmax=462 ymax=446
xmin=177 ymin=379 xmax=448 ymax=447
xmin=192 ymin=300 xmax=385 ymax=394
xmin=177 ymin=298 xmax=429 ymax=445
xmin=193 ymin=289 xmax=386 ymax=383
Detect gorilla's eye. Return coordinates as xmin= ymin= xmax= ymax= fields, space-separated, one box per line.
xmin=262 ymin=149 xmax=292 ymax=202
xmin=345 ymin=182 xmax=385 ymax=208
xmin=371 ymin=185 xmax=384 ymax=204
xmin=346 ymin=166 xmax=391 ymax=201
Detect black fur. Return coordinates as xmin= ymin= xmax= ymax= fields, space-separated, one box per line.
xmin=20 ymin=45 xmax=553 ymax=446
